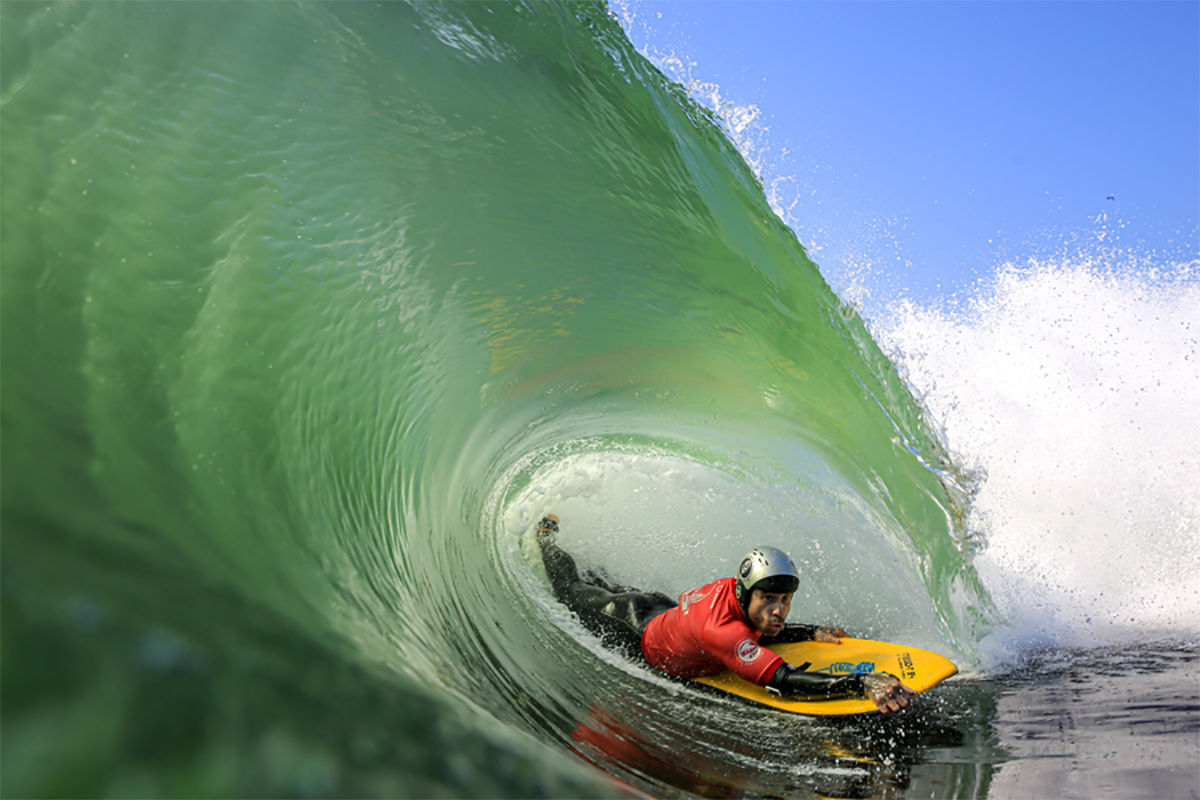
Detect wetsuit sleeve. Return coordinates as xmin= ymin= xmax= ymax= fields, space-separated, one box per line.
xmin=765 ymin=663 xmax=865 ymax=698
xmin=759 ymin=624 xmax=818 ymax=645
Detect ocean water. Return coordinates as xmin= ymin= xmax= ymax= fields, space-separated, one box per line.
xmin=2 ymin=2 xmax=1196 ymax=798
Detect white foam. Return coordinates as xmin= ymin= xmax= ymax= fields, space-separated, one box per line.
xmin=877 ymin=257 xmax=1200 ymax=652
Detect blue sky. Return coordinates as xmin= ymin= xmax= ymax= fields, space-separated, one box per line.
xmin=618 ymin=1 xmax=1200 ymax=309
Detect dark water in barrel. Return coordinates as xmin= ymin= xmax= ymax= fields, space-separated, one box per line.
xmin=3 ymin=2 xmax=1197 ymax=797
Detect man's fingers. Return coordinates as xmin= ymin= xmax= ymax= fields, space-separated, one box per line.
xmin=867 ymin=675 xmax=915 ymax=714
xmin=815 ymin=627 xmax=844 ymax=644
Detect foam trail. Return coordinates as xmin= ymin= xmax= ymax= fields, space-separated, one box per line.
xmin=878 ymin=257 xmax=1200 ymax=655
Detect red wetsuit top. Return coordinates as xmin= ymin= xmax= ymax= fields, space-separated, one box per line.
xmin=640 ymin=577 xmax=783 ymax=685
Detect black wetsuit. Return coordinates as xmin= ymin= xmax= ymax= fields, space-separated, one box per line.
xmin=538 ymin=523 xmax=677 ymax=658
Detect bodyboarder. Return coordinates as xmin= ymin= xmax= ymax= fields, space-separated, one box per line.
xmin=536 ymin=514 xmax=915 ymax=714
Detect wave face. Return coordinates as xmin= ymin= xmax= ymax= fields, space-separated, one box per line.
xmin=3 ymin=2 xmax=993 ymax=795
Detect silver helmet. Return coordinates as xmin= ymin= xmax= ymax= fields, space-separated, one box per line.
xmin=734 ymin=546 xmax=800 ymax=607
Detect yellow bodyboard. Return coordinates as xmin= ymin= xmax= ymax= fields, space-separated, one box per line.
xmin=692 ymin=638 xmax=958 ymax=716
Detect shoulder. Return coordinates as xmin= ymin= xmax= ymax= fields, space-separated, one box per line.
xmin=712 ymin=577 xmax=742 ymax=610
xmin=679 ymin=577 xmax=729 ymax=609
xmin=708 ymin=577 xmax=738 ymax=602
xmin=703 ymin=582 xmax=754 ymax=636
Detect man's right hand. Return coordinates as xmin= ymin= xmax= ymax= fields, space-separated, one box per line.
xmin=862 ymin=673 xmax=916 ymax=715
xmin=813 ymin=626 xmax=848 ymax=643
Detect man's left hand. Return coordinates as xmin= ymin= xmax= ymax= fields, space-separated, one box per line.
xmin=862 ymin=673 xmax=917 ymax=714
xmin=813 ymin=626 xmax=848 ymax=644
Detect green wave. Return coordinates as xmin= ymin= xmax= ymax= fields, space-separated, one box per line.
xmin=2 ymin=2 xmax=993 ymax=795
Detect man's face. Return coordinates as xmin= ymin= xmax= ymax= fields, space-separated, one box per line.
xmin=747 ymin=588 xmax=792 ymax=636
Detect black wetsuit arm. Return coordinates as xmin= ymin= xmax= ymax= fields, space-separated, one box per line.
xmin=765 ymin=663 xmax=865 ymax=698
xmin=760 ymin=624 xmax=819 ymax=645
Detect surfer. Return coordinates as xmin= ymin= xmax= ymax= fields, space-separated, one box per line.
xmin=536 ymin=514 xmax=916 ymax=714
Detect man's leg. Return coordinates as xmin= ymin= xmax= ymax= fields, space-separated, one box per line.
xmin=536 ymin=515 xmax=676 ymax=654
xmin=622 ymin=590 xmax=678 ymax=633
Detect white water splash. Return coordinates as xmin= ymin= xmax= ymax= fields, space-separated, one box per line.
xmin=877 ymin=256 xmax=1200 ymax=654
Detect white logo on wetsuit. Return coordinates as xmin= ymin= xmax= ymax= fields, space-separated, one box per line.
xmin=736 ymin=639 xmax=761 ymax=663
xmin=680 ymin=587 xmax=711 ymax=615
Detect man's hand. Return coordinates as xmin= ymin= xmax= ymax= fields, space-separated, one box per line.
xmin=813 ymin=626 xmax=848 ymax=644
xmin=862 ymin=673 xmax=916 ymax=715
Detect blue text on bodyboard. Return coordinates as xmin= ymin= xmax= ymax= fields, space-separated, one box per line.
xmin=816 ymin=661 xmax=876 ymax=675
